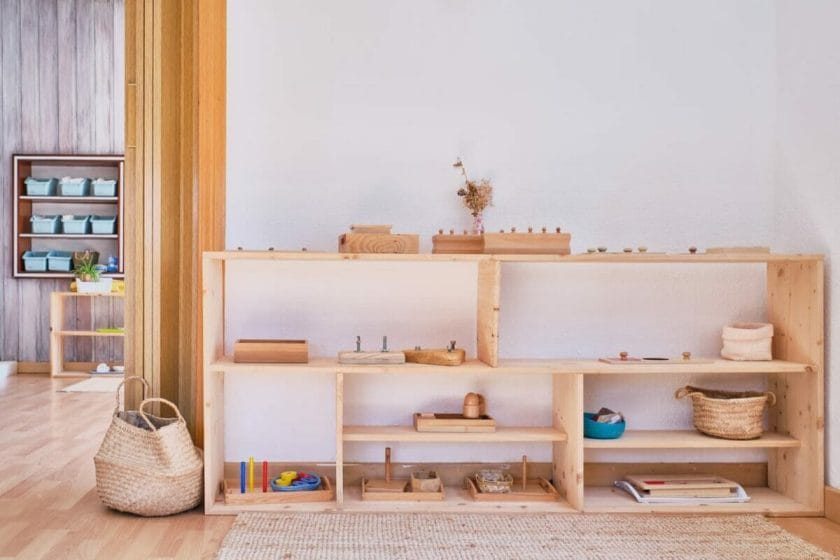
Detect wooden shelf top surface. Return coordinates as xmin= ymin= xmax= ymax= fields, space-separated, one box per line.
xmin=208 ymin=356 xmax=813 ymax=375
xmin=57 ymin=330 xmax=125 ymax=337
xmin=343 ymin=425 xmax=567 ymax=443
xmin=583 ymin=430 xmax=800 ymax=449
xmin=21 ymin=233 xmax=118 ymax=239
xmin=205 ymin=250 xmax=823 ymax=264
xmin=20 ymin=196 xmax=118 ymax=203
xmin=583 ymin=486 xmax=819 ymax=515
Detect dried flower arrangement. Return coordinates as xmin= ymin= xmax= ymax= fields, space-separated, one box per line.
xmin=453 ymin=158 xmax=493 ymax=233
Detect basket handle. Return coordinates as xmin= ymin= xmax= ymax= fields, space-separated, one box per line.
xmin=674 ymin=386 xmax=702 ymax=400
xmin=114 ymin=376 xmax=150 ymax=414
xmin=138 ymin=398 xmax=185 ymax=431
xmin=764 ymin=392 xmax=777 ymax=407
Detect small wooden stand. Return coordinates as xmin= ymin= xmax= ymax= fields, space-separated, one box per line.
xmin=338 ymin=351 xmax=405 ymax=365
xmin=403 ymin=347 xmax=466 ymax=366
xmin=431 ymin=228 xmax=572 ymax=255
xmin=223 ymin=477 xmax=335 ymax=505
xmin=362 ymin=447 xmax=445 ymax=501
xmin=431 ymin=231 xmax=483 ymax=254
xmin=414 ymin=412 xmax=496 ymax=433
xmin=339 ymin=225 xmax=419 ymax=254
xmin=465 ymin=456 xmax=559 ymax=502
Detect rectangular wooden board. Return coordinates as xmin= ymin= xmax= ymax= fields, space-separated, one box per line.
xmin=465 ymin=476 xmax=559 ymax=502
xmin=625 ymin=474 xmax=740 ymax=498
xmin=339 ymin=233 xmax=419 ymax=254
xmin=414 ymin=412 xmax=496 ymax=432
xmin=223 ymin=477 xmax=334 ymax=505
xmin=482 ymin=231 xmax=571 ymax=255
xmin=338 ymin=351 xmax=406 ymax=365
xmin=362 ymin=477 xmax=445 ymax=501
xmin=599 ymin=356 xmax=714 ymax=365
xmin=233 ymin=339 xmax=309 ymax=363
xmin=432 ymin=233 xmax=483 ymax=254
xmin=403 ymin=348 xmax=466 ymax=366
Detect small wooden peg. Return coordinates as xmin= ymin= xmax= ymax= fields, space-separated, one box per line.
xmin=521 ymin=455 xmax=528 ymax=491
xmin=268 ymin=247 xmax=275 ymax=251
xmin=499 ymin=229 xmax=505 ymax=233
xmin=587 ymin=248 xmax=597 ymax=253
xmin=689 ymin=246 xmax=698 ymax=254
xmin=463 ymin=230 xmax=468 ymax=235
xmin=638 ymin=246 xmax=648 ymax=253
xmin=541 ymin=227 xmax=547 ymax=233
xmin=511 ymin=227 xmax=517 ymax=233
xmin=619 ymin=351 xmax=629 ymax=361
xmin=682 ymin=351 xmax=691 ymax=361
xmin=449 ymin=229 xmax=455 ymax=235
xmin=597 ymin=246 xmax=607 ymax=253
xmin=237 ymin=246 xmax=243 ymax=251
xmin=438 ymin=229 xmax=443 ymax=235
xmin=528 ymin=227 xmax=533 ymax=233
xmin=623 ymin=248 xmax=632 ymax=253
xmin=555 ymin=227 xmax=561 ymax=233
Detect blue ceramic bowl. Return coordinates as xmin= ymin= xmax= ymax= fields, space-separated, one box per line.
xmin=583 ymin=412 xmax=626 ymax=439
xmin=270 ymin=473 xmax=322 ymax=492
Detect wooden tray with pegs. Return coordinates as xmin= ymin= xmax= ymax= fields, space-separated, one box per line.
xmin=223 ymin=477 xmax=335 ymax=505
xmin=404 ymin=341 xmax=465 ymax=366
xmin=465 ymin=456 xmax=560 ymax=502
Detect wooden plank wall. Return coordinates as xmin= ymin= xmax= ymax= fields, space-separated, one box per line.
xmin=0 ymin=0 xmax=125 ymax=365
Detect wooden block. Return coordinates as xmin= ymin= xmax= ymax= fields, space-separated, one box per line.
xmin=413 ymin=412 xmax=496 ymax=433
xmin=338 ymin=351 xmax=406 ymax=365
xmin=465 ymin=476 xmax=559 ymax=502
xmin=223 ymin=477 xmax=334 ymax=505
xmin=403 ymin=348 xmax=465 ymax=366
xmin=350 ymin=224 xmax=392 ymax=234
xmin=410 ymin=471 xmax=442 ymax=493
xmin=233 ymin=339 xmax=308 ymax=363
xmin=482 ymin=231 xmax=571 ymax=255
xmin=339 ymin=233 xmax=419 ymax=254
xmin=362 ymin=478 xmax=445 ymax=501
xmin=432 ymin=233 xmax=483 ymax=254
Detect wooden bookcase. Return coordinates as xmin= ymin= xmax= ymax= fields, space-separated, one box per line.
xmin=202 ymin=251 xmax=824 ymax=516
xmin=13 ymin=154 xmax=125 ymax=278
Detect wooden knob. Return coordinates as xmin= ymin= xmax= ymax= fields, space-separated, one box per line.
xmin=438 ymin=229 xmax=443 ymax=234
xmin=619 ymin=351 xmax=628 ymax=360
xmin=268 ymin=247 xmax=275 ymax=251
xmin=623 ymin=248 xmax=632 ymax=253
xmin=449 ymin=229 xmax=454 ymax=235
xmin=463 ymin=230 xmax=468 ymax=235
xmin=301 ymin=247 xmax=308 ymax=252
xmin=528 ymin=227 xmax=533 ymax=233
xmin=555 ymin=227 xmax=561 ymax=233
xmin=638 ymin=246 xmax=648 ymax=253
xmin=541 ymin=227 xmax=547 ymax=233
xmin=682 ymin=351 xmax=691 ymax=360
xmin=597 ymin=246 xmax=607 ymax=253
xmin=237 ymin=246 xmax=243 ymax=251
xmin=499 ymin=229 xmax=505 ymax=233
xmin=511 ymin=227 xmax=517 ymax=232
xmin=689 ymin=246 xmax=697 ymax=254
xmin=587 ymin=248 xmax=596 ymax=253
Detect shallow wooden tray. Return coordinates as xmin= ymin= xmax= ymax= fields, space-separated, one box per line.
xmin=223 ymin=477 xmax=334 ymax=505
xmin=361 ymin=477 xmax=445 ymax=501
xmin=465 ymin=476 xmax=559 ymax=502
xmin=414 ymin=412 xmax=496 ymax=433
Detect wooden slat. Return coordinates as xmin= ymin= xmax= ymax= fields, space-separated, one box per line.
xmin=553 ymin=373 xmax=584 ymax=509
xmin=342 ymin=426 xmax=567 ymax=443
xmin=476 ymin=259 xmax=500 ymax=367
xmin=583 ymin=430 xmax=800 ymax=449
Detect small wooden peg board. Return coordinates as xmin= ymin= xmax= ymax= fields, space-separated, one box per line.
xmin=432 ymin=233 xmax=483 ymax=254
xmin=338 ymin=351 xmax=406 ymax=365
xmin=414 ymin=412 xmax=496 ymax=433
xmin=223 ymin=477 xmax=335 ymax=505
xmin=339 ymin=225 xmax=419 ymax=254
xmin=482 ymin=231 xmax=571 ymax=255
xmin=403 ymin=348 xmax=466 ymax=366
xmin=361 ymin=478 xmax=445 ymax=501
xmin=464 ymin=476 xmax=559 ymax=502
xmin=599 ymin=356 xmax=714 ymax=365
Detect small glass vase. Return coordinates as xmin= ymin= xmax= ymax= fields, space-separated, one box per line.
xmin=471 ymin=212 xmax=485 ymax=235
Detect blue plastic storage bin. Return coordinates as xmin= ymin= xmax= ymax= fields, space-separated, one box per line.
xmin=22 ymin=251 xmax=49 ymax=272
xmin=30 ymin=214 xmax=61 ymax=234
xmin=91 ymin=178 xmax=117 ymax=197
xmin=61 ymin=215 xmax=91 ymax=234
xmin=59 ymin=177 xmax=91 ymax=196
xmin=24 ymin=177 xmax=57 ymax=196
xmin=90 ymin=215 xmax=117 ymax=235
xmin=583 ymin=412 xmax=626 ymax=439
xmin=47 ymin=251 xmax=73 ymax=272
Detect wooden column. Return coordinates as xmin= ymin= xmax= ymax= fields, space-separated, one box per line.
xmin=124 ymin=0 xmax=225 ymax=436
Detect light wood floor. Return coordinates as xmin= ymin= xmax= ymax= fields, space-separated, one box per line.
xmin=1 ymin=374 xmax=838 ymax=560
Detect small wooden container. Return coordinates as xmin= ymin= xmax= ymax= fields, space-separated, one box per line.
xmin=463 ymin=392 xmax=480 ymax=418
xmin=410 ymin=471 xmax=441 ymax=493
xmin=233 ymin=339 xmax=309 ymax=363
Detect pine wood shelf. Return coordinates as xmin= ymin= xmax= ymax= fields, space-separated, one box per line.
xmin=57 ymin=330 xmax=125 ymax=337
xmin=343 ymin=426 xmax=567 ymax=443
xmin=583 ymin=430 xmax=800 ymax=449
xmin=202 ymin=251 xmax=825 ymax=516
xmin=20 ymin=233 xmax=119 ymax=239
xmin=19 ymin=195 xmax=118 ymax=203
xmin=50 ymin=292 xmax=125 ymax=378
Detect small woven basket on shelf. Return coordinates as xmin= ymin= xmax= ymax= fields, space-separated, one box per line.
xmin=474 ymin=470 xmax=514 ymax=493
xmin=94 ymin=378 xmax=203 ymax=516
xmin=675 ymin=385 xmax=776 ymax=440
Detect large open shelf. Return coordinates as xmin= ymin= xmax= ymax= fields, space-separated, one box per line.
xmin=583 ymin=430 xmax=799 ymax=449
xmin=343 ymin=425 xmax=567 ymax=443
xmin=202 ymin=251 xmax=825 ymax=516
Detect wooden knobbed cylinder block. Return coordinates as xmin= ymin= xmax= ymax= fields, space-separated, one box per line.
xmin=463 ymin=392 xmax=480 ymax=419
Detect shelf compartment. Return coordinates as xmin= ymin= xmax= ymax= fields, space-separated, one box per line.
xmin=583 ymin=430 xmax=800 ymax=449
xmin=223 ymin=477 xmax=335 ymax=506
xmin=20 ymin=196 xmax=118 ymax=203
xmin=343 ymin=425 xmax=567 ymax=443
xmin=583 ymin=486 xmax=820 ymax=516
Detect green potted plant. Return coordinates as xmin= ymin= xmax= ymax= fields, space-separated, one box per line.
xmin=74 ymin=250 xmax=112 ymax=293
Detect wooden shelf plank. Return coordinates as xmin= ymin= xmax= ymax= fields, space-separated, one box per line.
xmin=583 ymin=430 xmax=800 ymax=449
xmin=208 ymin=356 xmax=813 ymax=376
xmin=584 ymin=486 xmax=821 ymax=516
xmin=15 ymin=273 xmax=124 ymax=279
xmin=20 ymin=196 xmax=118 ymax=203
xmin=57 ymin=330 xmax=125 ymax=337
xmin=205 ymin=250 xmax=823 ymax=264
xmin=20 ymin=233 xmax=118 ymax=239
xmin=343 ymin=425 xmax=567 ymax=443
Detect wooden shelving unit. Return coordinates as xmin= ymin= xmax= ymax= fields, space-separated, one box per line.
xmin=50 ymin=291 xmax=125 ymax=378
xmin=202 ymin=251 xmax=824 ymax=516
xmin=13 ymin=154 xmax=125 ymax=278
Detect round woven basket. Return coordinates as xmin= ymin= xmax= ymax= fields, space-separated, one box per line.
xmin=675 ymin=385 xmax=776 ymax=440
xmin=94 ymin=379 xmax=203 ymax=516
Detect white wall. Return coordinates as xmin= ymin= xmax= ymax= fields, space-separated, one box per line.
xmin=774 ymin=0 xmax=840 ymax=487
xmin=226 ymin=1 xmax=836 ymax=470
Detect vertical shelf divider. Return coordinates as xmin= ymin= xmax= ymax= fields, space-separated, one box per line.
xmin=335 ymin=372 xmax=345 ymax=506
xmin=476 ymin=259 xmax=501 ymax=367
xmin=553 ymin=372 xmax=584 ymax=509
xmin=202 ymin=255 xmax=226 ymax=513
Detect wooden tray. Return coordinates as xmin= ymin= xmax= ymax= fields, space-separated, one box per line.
xmin=223 ymin=476 xmax=334 ymax=505
xmin=414 ymin=412 xmax=496 ymax=432
xmin=361 ymin=477 xmax=445 ymax=501
xmin=465 ymin=476 xmax=559 ymax=502
xmin=233 ymin=339 xmax=308 ymax=363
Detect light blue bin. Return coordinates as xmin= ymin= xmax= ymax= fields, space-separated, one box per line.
xmin=25 ymin=177 xmax=57 ymax=196
xmin=90 ymin=215 xmax=117 ymax=235
xmin=30 ymin=215 xmax=61 ymax=234
xmin=91 ymin=178 xmax=117 ymax=197
xmin=22 ymin=251 xmax=49 ymax=272
xmin=47 ymin=251 xmax=73 ymax=272
xmin=61 ymin=215 xmax=91 ymax=234
xmin=59 ymin=177 xmax=91 ymax=196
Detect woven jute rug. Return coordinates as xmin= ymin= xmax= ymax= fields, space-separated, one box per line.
xmin=216 ymin=512 xmax=835 ymax=559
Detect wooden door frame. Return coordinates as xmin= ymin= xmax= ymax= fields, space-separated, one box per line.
xmin=124 ymin=0 xmax=225 ymax=443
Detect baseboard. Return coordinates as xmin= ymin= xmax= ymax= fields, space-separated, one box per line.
xmin=827 ymin=486 xmax=840 ymax=523
xmin=0 ymin=362 xmax=17 ymax=378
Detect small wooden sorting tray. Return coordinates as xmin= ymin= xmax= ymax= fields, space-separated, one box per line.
xmin=465 ymin=477 xmax=559 ymax=502
xmin=222 ymin=477 xmax=334 ymax=505
xmin=413 ymin=412 xmax=496 ymax=433
xmin=361 ymin=478 xmax=445 ymax=501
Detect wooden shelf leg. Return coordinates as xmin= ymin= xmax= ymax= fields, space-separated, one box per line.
xmin=336 ymin=372 xmax=344 ymax=506
xmin=553 ymin=372 xmax=584 ymax=510
xmin=49 ymin=293 xmax=63 ymax=377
